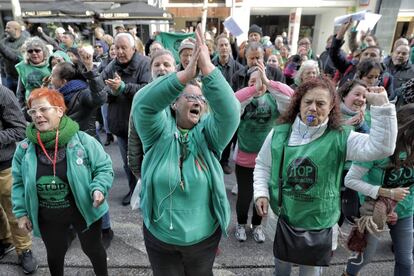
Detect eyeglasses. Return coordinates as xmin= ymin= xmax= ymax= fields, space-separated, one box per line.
xmin=27 ymin=106 xmax=58 ymax=117
xmin=182 ymin=93 xmax=207 ymax=104
xmin=27 ymin=49 xmax=42 ymax=54
xmin=94 ymin=45 xmax=103 ymax=49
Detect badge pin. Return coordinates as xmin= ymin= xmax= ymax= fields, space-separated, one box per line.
xmin=76 ymin=158 xmax=83 ymax=165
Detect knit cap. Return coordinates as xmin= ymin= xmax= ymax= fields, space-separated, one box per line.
xmin=178 ymin=38 xmax=195 ymax=54
xmin=248 ymin=24 xmax=263 ymax=36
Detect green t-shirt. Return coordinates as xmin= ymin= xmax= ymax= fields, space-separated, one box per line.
xmin=238 ymin=93 xmax=279 ymax=153
xmin=269 ymin=124 xmax=351 ymax=229
xmin=37 ymin=176 xmax=71 ymax=209
xmin=15 ymin=61 xmax=51 ymax=101
xmin=354 ymin=154 xmax=414 ymax=219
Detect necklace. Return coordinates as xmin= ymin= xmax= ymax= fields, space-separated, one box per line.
xmin=37 ymin=129 xmax=59 ymax=184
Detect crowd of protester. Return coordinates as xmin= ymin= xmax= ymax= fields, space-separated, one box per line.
xmin=0 ymin=16 xmax=414 ymax=276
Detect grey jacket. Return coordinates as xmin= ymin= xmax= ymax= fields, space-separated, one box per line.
xmin=0 ymin=85 xmax=26 ymax=170
xmin=0 ymin=34 xmax=27 ymax=79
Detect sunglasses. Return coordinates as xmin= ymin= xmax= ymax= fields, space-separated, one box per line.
xmin=27 ymin=106 xmax=58 ymax=117
xmin=182 ymin=93 xmax=207 ymax=104
xmin=27 ymin=49 xmax=42 ymax=54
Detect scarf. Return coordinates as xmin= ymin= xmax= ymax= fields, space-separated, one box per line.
xmin=59 ymin=80 xmax=88 ymax=102
xmin=26 ymin=115 xmax=79 ymax=149
xmin=340 ymin=102 xmax=366 ymax=129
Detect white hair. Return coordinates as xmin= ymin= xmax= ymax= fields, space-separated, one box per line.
xmin=114 ymin=32 xmax=135 ymax=49
xmin=294 ymin=59 xmax=320 ymax=86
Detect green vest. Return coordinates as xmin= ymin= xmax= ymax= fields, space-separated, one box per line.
xmin=238 ymin=93 xmax=279 ymax=153
xmin=355 ymin=153 xmax=414 ymax=219
xmin=269 ymin=124 xmax=351 ymax=229
xmin=15 ymin=61 xmax=51 ymax=101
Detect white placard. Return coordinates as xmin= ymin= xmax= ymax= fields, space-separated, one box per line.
xmin=223 ymin=16 xmax=244 ymax=37
xmin=356 ymin=12 xmax=382 ymax=32
xmin=334 ymin=10 xmax=367 ymax=25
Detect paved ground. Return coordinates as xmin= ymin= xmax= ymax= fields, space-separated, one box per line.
xmin=0 ymin=135 xmax=401 ymax=275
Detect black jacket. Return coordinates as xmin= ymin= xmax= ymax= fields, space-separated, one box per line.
xmin=64 ymin=71 xmax=108 ymax=136
xmin=0 ymin=85 xmax=26 ymax=170
xmin=329 ymin=36 xmax=395 ymax=99
xmin=98 ymin=53 xmax=151 ymax=138
xmin=384 ymin=60 xmax=414 ymax=92
xmin=211 ymin=56 xmax=243 ymax=85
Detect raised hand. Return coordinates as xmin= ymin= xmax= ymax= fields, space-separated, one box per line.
xmin=78 ymin=47 xmax=94 ymax=71
xmin=365 ymin=86 xmax=389 ymax=106
xmin=194 ymin=24 xmax=215 ymax=76
xmin=337 ymin=19 xmax=353 ymax=40
xmin=178 ymin=46 xmax=200 ymax=85
xmin=257 ymin=61 xmax=270 ymax=87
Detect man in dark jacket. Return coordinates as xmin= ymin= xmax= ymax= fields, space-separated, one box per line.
xmin=384 ymin=44 xmax=414 ymax=93
xmin=318 ymin=35 xmax=344 ymax=79
xmin=0 ymin=85 xmax=38 ymax=274
xmin=232 ymin=42 xmax=285 ymax=92
xmin=0 ymin=21 xmax=27 ymax=93
xmin=329 ymin=20 xmax=395 ymax=100
xmin=212 ymin=35 xmax=243 ymax=174
xmin=96 ymin=32 xmax=151 ymax=205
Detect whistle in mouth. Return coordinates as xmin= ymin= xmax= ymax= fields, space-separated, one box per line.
xmin=306 ymin=115 xmax=315 ymax=124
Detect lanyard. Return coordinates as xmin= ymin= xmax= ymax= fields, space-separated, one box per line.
xmin=37 ymin=129 xmax=59 ymax=184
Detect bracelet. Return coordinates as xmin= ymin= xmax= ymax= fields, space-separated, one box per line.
xmin=390 ymin=189 xmax=395 ymax=200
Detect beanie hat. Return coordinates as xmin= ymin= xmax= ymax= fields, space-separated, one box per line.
xmin=248 ymin=24 xmax=262 ymax=37
xmin=178 ymin=38 xmax=195 ymax=54
xmin=95 ymin=40 xmax=109 ymax=54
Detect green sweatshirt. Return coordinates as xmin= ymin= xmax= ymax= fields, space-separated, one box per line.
xmin=132 ymin=68 xmax=240 ymax=245
xmin=12 ymin=131 xmax=113 ymax=237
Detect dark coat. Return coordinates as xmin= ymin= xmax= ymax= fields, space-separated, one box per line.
xmin=384 ymin=59 xmax=414 ymax=92
xmin=99 ymin=53 xmax=151 ymax=138
xmin=0 ymin=85 xmax=26 ymax=170
xmin=64 ymin=71 xmax=108 ymax=136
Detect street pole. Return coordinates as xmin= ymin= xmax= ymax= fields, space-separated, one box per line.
xmin=11 ymin=0 xmax=23 ymax=22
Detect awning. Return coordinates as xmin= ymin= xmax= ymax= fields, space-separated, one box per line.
xmin=98 ymin=2 xmax=172 ymax=20
xmin=101 ymin=19 xmax=171 ymax=25
xmin=20 ymin=1 xmax=100 ymax=22
xmin=24 ymin=17 xmax=95 ymax=23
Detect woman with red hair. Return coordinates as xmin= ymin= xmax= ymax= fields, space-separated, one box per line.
xmin=11 ymin=88 xmax=113 ymax=276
